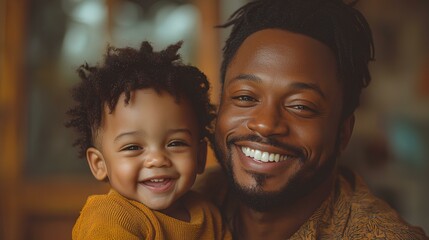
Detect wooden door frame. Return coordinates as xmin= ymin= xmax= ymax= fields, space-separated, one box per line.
xmin=0 ymin=0 xmax=220 ymax=239
xmin=1 ymin=0 xmax=26 ymax=239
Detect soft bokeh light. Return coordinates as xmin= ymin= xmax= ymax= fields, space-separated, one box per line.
xmin=1 ymin=0 xmax=428 ymax=239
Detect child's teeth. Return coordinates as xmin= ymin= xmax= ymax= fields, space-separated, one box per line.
xmin=150 ymin=179 xmax=165 ymax=182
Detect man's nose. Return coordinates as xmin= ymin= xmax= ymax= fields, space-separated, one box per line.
xmin=246 ymin=104 xmax=289 ymax=137
xmin=143 ymin=150 xmax=172 ymax=168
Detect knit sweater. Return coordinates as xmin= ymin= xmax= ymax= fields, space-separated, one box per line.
xmin=72 ymin=189 xmax=231 ymax=240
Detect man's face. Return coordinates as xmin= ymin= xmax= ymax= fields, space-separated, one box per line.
xmin=214 ymin=29 xmax=352 ymax=211
xmin=90 ymin=89 xmax=203 ymax=212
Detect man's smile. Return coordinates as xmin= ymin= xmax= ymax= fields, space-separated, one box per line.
xmin=241 ymin=146 xmax=294 ymax=163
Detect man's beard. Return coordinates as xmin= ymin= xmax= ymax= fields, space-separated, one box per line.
xmin=213 ymin=134 xmax=339 ymax=212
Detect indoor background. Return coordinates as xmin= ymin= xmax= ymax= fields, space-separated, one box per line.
xmin=1 ymin=0 xmax=428 ymax=239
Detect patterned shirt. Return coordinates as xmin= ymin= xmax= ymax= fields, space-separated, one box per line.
xmin=194 ymin=166 xmax=428 ymax=239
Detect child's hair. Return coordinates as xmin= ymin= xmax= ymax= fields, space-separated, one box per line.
xmin=65 ymin=41 xmax=216 ymax=158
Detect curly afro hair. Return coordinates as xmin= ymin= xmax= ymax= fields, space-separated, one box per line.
xmin=65 ymin=41 xmax=216 ymax=158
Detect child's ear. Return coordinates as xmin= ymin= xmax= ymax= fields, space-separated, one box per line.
xmin=196 ymin=141 xmax=207 ymax=174
xmin=86 ymin=147 xmax=108 ymax=181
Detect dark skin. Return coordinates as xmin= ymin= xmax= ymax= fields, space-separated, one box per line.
xmin=214 ymin=29 xmax=355 ymax=239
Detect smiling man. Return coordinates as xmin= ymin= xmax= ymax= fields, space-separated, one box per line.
xmin=195 ymin=0 xmax=428 ymax=239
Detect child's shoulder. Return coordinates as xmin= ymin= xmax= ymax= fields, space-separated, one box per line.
xmin=73 ymin=190 xmax=151 ymax=239
xmin=80 ymin=189 xmax=152 ymax=225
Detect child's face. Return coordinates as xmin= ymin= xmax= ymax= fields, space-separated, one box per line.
xmin=88 ymin=88 xmax=205 ymax=211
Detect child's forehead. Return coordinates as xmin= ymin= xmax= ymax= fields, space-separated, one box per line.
xmin=101 ymin=88 xmax=195 ymax=122
xmin=96 ymin=90 xmax=199 ymax=142
xmin=115 ymin=88 xmax=188 ymax=108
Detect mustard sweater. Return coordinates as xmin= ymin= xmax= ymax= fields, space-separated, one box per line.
xmin=72 ymin=189 xmax=231 ymax=240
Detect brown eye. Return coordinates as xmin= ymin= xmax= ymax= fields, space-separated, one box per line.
xmin=122 ymin=145 xmax=142 ymax=151
xmin=233 ymin=95 xmax=256 ymax=102
xmin=231 ymin=94 xmax=259 ymax=107
xmin=293 ymin=105 xmax=309 ymax=111
xmin=167 ymin=140 xmax=189 ymax=147
xmin=287 ymin=104 xmax=319 ymax=118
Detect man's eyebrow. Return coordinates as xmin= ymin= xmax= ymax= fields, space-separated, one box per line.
xmin=229 ymin=74 xmax=325 ymax=99
xmin=290 ymin=82 xmax=326 ymax=99
xmin=229 ymin=73 xmax=262 ymax=84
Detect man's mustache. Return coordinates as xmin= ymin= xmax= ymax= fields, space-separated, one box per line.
xmin=226 ymin=134 xmax=306 ymax=161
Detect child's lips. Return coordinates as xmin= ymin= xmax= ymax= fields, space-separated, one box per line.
xmin=140 ymin=178 xmax=175 ymax=193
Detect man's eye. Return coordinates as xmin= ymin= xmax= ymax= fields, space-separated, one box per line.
xmin=232 ymin=95 xmax=256 ymax=102
xmin=168 ymin=141 xmax=189 ymax=147
xmin=288 ymin=104 xmax=319 ymax=117
xmin=292 ymin=105 xmax=311 ymax=111
xmin=122 ymin=145 xmax=142 ymax=151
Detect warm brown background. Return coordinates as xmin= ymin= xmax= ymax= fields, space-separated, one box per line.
xmin=1 ymin=0 xmax=428 ymax=239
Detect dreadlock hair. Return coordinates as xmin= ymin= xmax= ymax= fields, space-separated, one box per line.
xmin=65 ymin=41 xmax=216 ymax=158
xmin=219 ymin=0 xmax=374 ymax=118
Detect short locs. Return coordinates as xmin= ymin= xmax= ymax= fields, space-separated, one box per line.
xmin=66 ymin=41 xmax=216 ymax=158
xmin=219 ymin=0 xmax=374 ymax=118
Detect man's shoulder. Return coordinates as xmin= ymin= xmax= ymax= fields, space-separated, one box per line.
xmin=184 ymin=190 xmax=224 ymax=214
xmin=337 ymin=168 xmax=428 ymax=239
xmin=192 ymin=165 xmax=229 ymax=207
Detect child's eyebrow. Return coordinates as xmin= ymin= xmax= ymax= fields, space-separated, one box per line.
xmin=114 ymin=131 xmax=142 ymax=142
xmin=167 ymin=128 xmax=193 ymax=137
xmin=113 ymin=129 xmax=193 ymax=142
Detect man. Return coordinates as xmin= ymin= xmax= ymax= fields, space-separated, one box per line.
xmin=195 ymin=0 xmax=428 ymax=239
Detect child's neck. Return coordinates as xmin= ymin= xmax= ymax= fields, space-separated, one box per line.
xmin=159 ymin=199 xmax=190 ymax=222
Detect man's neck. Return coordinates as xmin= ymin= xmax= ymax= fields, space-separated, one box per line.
xmin=235 ymin=173 xmax=336 ymax=240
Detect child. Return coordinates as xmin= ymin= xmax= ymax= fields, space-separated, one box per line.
xmin=66 ymin=41 xmax=231 ymax=239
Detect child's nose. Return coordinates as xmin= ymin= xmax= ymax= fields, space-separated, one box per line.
xmin=143 ymin=151 xmax=172 ymax=168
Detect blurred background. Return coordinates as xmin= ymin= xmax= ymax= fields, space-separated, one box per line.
xmin=0 ymin=0 xmax=428 ymax=239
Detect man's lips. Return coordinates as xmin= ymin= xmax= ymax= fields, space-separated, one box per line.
xmin=240 ymin=146 xmax=295 ymax=163
xmin=234 ymin=143 xmax=303 ymax=174
xmin=227 ymin=135 xmax=305 ymax=160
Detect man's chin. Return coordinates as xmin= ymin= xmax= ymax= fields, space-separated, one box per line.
xmin=229 ymin=175 xmax=302 ymax=212
xmin=213 ymin=143 xmax=303 ymax=211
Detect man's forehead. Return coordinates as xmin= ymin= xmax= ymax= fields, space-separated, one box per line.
xmin=227 ymin=30 xmax=338 ymax=78
xmin=237 ymin=29 xmax=334 ymax=59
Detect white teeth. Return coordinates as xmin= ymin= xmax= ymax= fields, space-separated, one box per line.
xmin=261 ymin=152 xmax=269 ymax=162
xmin=241 ymin=147 xmax=290 ymax=163
xmin=254 ymin=150 xmax=262 ymax=160
xmin=150 ymin=179 xmax=165 ymax=183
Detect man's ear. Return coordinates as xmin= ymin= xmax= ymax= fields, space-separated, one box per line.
xmin=339 ymin=114 xmax=355 ymax=151
xmin=196 ymin=141 xmax=207 ymax=174
xmin=86 ymin=147 xmax=108 ymax=181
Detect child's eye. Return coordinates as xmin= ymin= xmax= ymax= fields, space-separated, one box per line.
xmin=121 ymin=145 xmax=142 ymax=151
xmin=167 ymin=140 xmax=189 ymax=147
